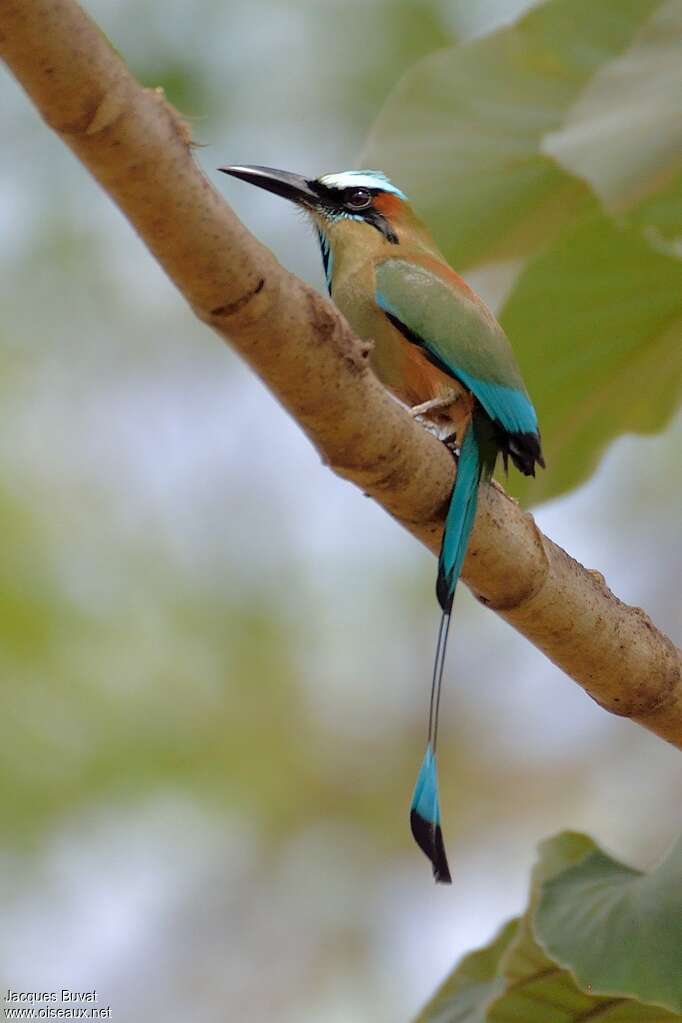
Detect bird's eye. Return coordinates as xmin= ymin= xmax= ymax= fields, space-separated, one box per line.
xmin=345 ymin=187 xmax=372 ymax=210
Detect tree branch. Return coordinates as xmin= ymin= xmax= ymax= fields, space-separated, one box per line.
xmin=2 ymin=0 xmax=681 ymax=747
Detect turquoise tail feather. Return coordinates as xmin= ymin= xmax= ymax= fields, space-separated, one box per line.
xmin=412 ymin=413 xmax=498 ymax=882
xmin=410 ymin=743 xmax=451 ymax=884
xmin=437 ymin=420 xmax=486 ymax=612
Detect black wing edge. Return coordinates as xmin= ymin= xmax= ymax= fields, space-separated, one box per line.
xmin=495 ymin=426 xmax=545 ymax=477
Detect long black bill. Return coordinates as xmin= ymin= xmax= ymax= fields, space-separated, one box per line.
xmin=218 ymin=165 xmax=319 ymax=206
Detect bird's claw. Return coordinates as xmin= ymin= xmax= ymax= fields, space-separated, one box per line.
xmin=409 ymin=393 xmax=460 ymax=419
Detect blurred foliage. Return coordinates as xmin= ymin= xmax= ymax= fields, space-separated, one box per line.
xmin=504 ymin=213 xmax=682 ymax=503
xmin=363 ymin=0 xmax=682 ymax=504
xmin=416 ymin=831 xmax=682 ymax=1022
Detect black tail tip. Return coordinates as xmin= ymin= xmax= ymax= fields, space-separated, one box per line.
xmin=410 ymin=810 xmax=452 ymax=884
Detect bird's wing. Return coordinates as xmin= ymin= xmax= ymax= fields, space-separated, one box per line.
xmin=376 ymin=257 xmax=538 ymax=437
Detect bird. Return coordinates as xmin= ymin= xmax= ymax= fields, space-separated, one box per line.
xmin=218 ymin=165 xmax=544 ymax=883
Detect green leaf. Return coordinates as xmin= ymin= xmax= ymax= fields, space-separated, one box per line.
xmin=485 ymin=832 xmax=613 ymax=1022
xmin=363 ymin=0 xmax=682 ymax=502
xmin=500 ymin=213 xmax=682 ymax=504
xmin=414 ymin=832 xmax=682 ymax=1022
xmin=531 ymin=830 xmax=597 ymax=886
xmin=542 ymin=0 xmax=682 ymax=236
xmin=414 ymin=919 xmax=518 ymax=1023
xmin=535 ymin=834 xmax=682 ymax=1013
xmin=361 ymin=0 xmax=659 ymax=269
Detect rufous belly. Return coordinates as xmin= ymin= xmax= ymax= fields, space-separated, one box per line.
xmin=375 ymin=320 xmax=473 ymax=439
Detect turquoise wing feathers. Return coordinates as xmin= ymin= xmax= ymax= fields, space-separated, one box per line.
xmin=375 ymin=258 xmax=540 ymax=440
xmin=374 ymin=254 xmax=544 ymax=597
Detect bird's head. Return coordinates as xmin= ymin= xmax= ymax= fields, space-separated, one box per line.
xmin=218 ymin=165 xmax=412 ymax=247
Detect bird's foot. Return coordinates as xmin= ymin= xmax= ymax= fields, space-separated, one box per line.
xmin=409 ymin=393 xmax=460 ymax=419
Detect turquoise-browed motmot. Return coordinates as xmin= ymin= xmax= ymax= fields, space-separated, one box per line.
xmin=219 ymin=166 xmax=544 ymax=883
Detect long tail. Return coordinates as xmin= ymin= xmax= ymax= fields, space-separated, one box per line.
xmin=410 ymin=412 xmax=496 ymax=883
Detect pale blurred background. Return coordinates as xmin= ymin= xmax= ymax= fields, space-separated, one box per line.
xmin=1 ymin=1 xmax=680 ymax=1020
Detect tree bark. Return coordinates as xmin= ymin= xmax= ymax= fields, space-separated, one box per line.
xmin=2 ymin=0 xmax=681 ymax=746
